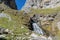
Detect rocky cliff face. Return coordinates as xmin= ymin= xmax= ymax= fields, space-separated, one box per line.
xmin=22 ymin=0 xmax=60 ymax=10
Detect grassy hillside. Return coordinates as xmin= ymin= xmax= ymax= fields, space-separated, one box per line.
xmin=0 ymin=5 xmax=60 ymax=40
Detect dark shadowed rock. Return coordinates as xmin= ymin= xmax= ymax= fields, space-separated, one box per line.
xmin=0 ymin=6 xmax=4 ymax=12
xmin=0 ymin=27 xmax=11 ymax=34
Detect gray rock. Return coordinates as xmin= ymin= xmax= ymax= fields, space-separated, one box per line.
xmin=30 ymin=35 xmax=52 ymax=40
xmin=57 ymin=22 xmax=60 ymax=30
xmin=0 ymin=35 xmax=6 ymax=38
xmin=0 ymin=27 xmax=12 ymax=34
xmin=0 ymin=13 xmax=11 ymax=21
xmin=22 ymin=0 xmax=60 ymax=10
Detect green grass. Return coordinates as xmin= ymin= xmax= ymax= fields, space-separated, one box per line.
xmin=0 ymin=12 xmax=30 ymax=40
xmin=30 ymin=7 xmax=60 ymax=15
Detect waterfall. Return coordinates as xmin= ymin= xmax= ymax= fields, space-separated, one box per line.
xmin=32 ymin=23 xmax=44 ymax=35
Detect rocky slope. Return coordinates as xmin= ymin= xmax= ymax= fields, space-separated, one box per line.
xmin=22 ymin=0 xmax=60 ymax=10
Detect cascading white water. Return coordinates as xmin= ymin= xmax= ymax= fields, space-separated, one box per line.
xmin=32 ymin=23 xmax=44 ymax=35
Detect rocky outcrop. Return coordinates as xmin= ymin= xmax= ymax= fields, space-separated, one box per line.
xmin=43 ymin=0 xmax=60 ymax=8
xmin=22 ymin=0 xmax=60 ymax=10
